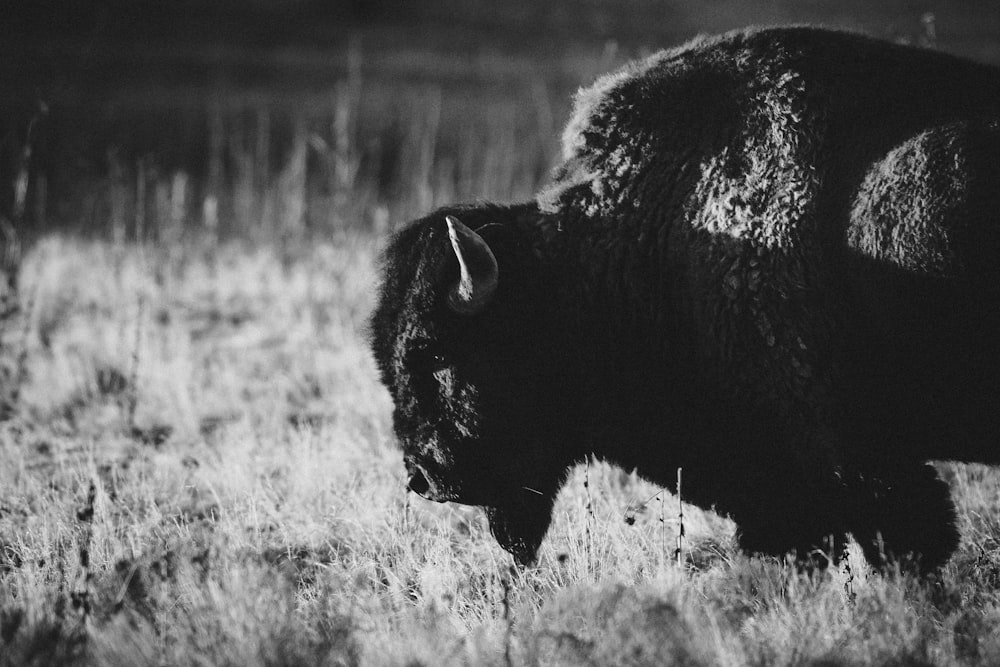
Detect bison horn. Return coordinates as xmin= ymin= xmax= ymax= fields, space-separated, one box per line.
xmin=446 ymin=215 xmax=499 ymax=315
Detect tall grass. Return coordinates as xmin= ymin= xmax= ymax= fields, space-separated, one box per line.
xmin=5 ymin=35 xmax=584 ymax=251
xmin=1 ymin=236 xmax=999 ymax=665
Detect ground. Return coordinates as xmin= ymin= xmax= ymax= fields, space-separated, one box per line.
xmin=0 ymin=235 xmax=999 ymax=666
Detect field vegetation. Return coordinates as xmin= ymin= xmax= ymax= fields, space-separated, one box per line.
xmin=2 ymin=5 xmax=1000 ymax=665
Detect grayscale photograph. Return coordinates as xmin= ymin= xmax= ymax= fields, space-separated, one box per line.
xmin=1 ymin=1 xmax=999 ymax=664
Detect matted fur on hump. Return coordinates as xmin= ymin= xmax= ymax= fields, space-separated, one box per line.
xmin=536 ymin=38 xmax=702 ymax=217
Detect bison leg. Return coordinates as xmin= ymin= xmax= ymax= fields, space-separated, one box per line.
xmin=485 ymin=493 xmax=557 ymax=566
xmin=737 ymin=523 xmax=848 ymax=568
xmin=846 ymin=463 xmax=959 ymax=573
xmin=710 ymin=435 xmax=852 ymax=567
xmin=732 ymin=475 xmax=851 ymax=567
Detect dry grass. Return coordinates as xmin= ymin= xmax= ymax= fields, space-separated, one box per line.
xmin=0 ymin=234 xmax=998 ymax=666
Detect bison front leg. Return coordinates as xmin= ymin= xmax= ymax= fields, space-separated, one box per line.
xmin=485 ymin=492 xmax=557 ymax=566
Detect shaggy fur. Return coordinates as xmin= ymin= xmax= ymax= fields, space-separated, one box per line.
xmin=370 ymin=26 xmax=1000 ymax=569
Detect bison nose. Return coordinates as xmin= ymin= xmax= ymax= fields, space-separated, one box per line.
xmin=408 ymin=469 xmax=430 ymax=495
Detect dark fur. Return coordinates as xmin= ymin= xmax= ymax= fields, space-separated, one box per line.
xmin=370 ymin=26 xmax=1000 ymax=569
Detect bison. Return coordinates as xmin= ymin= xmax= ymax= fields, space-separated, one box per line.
xmin=369 ymin=26 xmax=1000 ymax=570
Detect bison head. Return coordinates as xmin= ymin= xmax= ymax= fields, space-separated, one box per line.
xmin=369 ymin=204 xmax=571 ymax=564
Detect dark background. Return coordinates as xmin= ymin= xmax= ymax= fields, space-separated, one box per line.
xmin=2 ymin=0 xmax=998 ymax=243
xmin=6 ymin=1 xmax=1000 ymax=53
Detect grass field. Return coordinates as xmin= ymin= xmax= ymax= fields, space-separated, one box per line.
xmin=2 ymin=232 xmax=1000 ymax=666
xmin=3 ymin=8 xmax=1000 ymax=666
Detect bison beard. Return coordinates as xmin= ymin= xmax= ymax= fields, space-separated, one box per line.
xmin=370 ymin=26 xmax=1000 ymax=573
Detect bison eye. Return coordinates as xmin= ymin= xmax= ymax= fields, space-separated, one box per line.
xmin=406 ymin=344 xmax=448 ymax=370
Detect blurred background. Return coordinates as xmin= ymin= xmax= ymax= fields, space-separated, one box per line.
xmin=2 ymin=0 xmax=998 ymax=254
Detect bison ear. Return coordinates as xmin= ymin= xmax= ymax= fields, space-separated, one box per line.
xmin=446 ymin=215 xmax=499 ymax=315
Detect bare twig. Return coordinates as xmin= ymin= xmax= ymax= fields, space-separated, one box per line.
xmin=501 ymin=564 xmax=515 ymax=667
xmin=126 ymin=293 xmax=145 ymax=432
xmin=2 ymin=268 xmax=40 ymax=420
xmin=674 ymin=468 xmax=685 ymax=567
xmin=584 ymin=460 xmax=593 ymax=571
xmin=72 ymin=480 xmax=97 ymax=629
